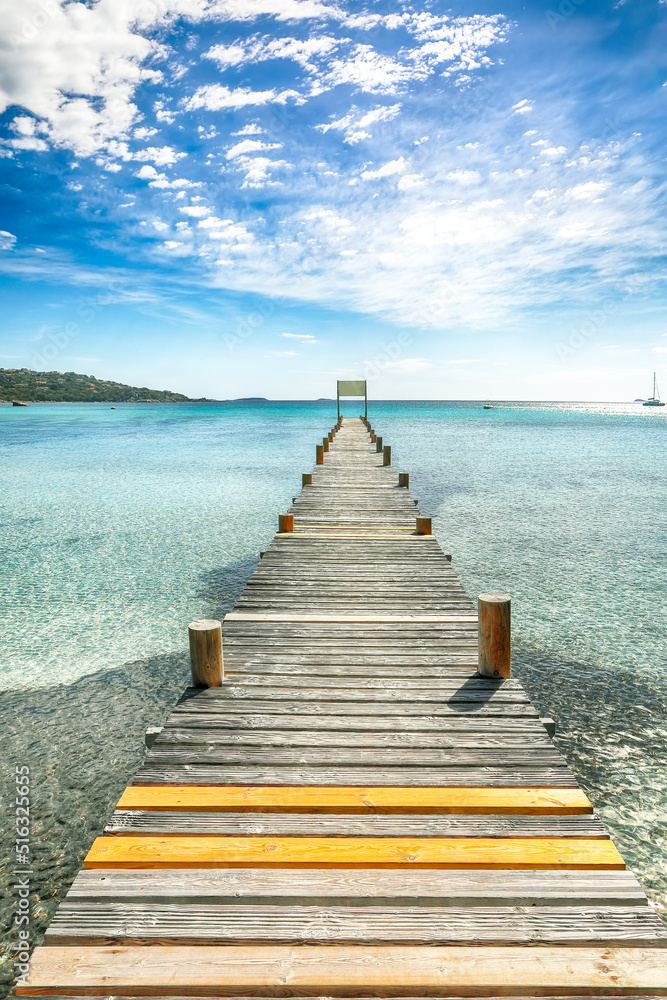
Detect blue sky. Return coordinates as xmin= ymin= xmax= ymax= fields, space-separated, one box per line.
xmin=1 ymin=0 xmax=666 ymax=399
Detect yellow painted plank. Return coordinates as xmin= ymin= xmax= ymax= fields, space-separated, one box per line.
xmin=116 ymin=785 xmax=593 ymax=814
xmin=84 ymin=835 xmax=623 ymax=870
xmin=20 ymin=944 xmax=667 ymax=994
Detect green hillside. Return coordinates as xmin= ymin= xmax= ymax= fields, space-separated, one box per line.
xmin=0 ymin=369 xmax=193 ymax=403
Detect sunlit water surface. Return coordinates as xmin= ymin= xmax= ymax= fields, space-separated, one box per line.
xmin=1 ymin=400 xmax=665 ymax=993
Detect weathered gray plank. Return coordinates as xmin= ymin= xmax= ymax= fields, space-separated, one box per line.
xmin=66 ymin=868 xmax=650 ymax=907
xmin=104 ymin=812 xmax=605 ymax=838
xmin=132 ymin=765 xmax=578 ymax=787
xmin=44 ymin=903 xmax=667 ymax=946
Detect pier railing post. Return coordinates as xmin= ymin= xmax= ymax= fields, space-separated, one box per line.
xmin=323 ymin=436 xmax=329 ymax=452
xmin=398 ymin=472 xmax=409 ymax=488
xmin=316 ymin=444 xmax=324 ymax=464
xmin=416 ymin=516 xmax=432 ymax=535
xmin=188 ymin=619 xmax=223 ymax=687
xmin=278 ymin=513 xmax=294 ymax=533
xmin=478 ymin=593 xmax=511 ymax=678
xmin=383 ymin=445 xmax=391 ymax=466
xmin=302 ymin=473 xmax=312 ymax=486
xmin=376 ymin=435 xmax=383 ymax=453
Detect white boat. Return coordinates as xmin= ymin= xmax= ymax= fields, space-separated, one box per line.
xmin=643 ymin=372 xmax=665 ymax=406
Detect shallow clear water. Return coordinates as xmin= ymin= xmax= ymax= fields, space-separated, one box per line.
xmin=1 ymin=400 xmax=666 ymax=993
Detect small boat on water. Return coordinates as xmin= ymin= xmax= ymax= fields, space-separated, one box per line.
xmin=483 ymin=404 xmax=494 ymax=409
xmin=643 ymin=372 xmax=665 ymax=406
xmin=12 ymin=400 xmax=29 ymax=407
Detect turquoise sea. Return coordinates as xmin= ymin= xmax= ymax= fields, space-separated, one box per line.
xmin=1 ymin=399 xmax=666 ymax=991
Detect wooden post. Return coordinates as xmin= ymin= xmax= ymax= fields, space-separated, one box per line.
xmin=278 ymin=513 xmax=294 ymax=533
xmin=383 ymin=445 xmax=391 ymax=466
xmin=370 ymin=433 xmax=376 ymax=443
xmin=322 ymin=436 xmax=329 ymax=452
xmin=398 ymin=472 xmax=409 ymax=488
xmin=188 ymin=619 xmax=223 ymax=687
xmin=302 ymin=472 xmax=312 ymax=486
xmin=328 ymin=432 xmax=333 ymax=442
xmin=316 ymin=444 xmax=324 ymax=464
xmin=376 ymin=436 xmax=383 ymax=453
xmin=416 ymin=516 xmax=432 ymax=535
xmin=478 ymin=593 xmax=511 ymax=678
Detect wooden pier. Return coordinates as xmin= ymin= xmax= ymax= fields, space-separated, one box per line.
xmin=20 ymin=416 xmax=667 ymax=997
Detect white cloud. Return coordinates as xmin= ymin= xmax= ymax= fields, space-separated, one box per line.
xmin=225 ymin=138 xmax=282 ymax=159
xmin=185 ymin=84 xmax=298 ymax=111
xmin=205 ymin=35 xmax=339 ymax=72
xmin=232 ymin=123 xmax=264 ymax=136
xmin=0 ymin=0 xmax=163 ymax=155
xmin=0 ymin=230 xmax=17 ymax=250
xmin=541 ymin=146 xmax=567 ymax=158
xmin=446 ymin=170 xmax=481 ymax=185
xmin=179 ymin=205 xmax=210 ymax=217
xmin=565 ymin=181 xmax=609 ymax=201
xmin=282 ymin=332 xmax=317 ymax=341
xmin=315 ymin=103 xmax=401 ymax=144
xmin=163 ymin=240 xmax=184 ymax=249
xmin=360 ymin=157 xmax=408 ymax=181
xmin=134 ymin=126 xmax=158 ymax=140
xmin=322 ymin=45 xmax=419 ymax=95
xmin=513 ymin=99 xmax=534 ymax=115
xmin=397 ymin=173 xmax=424 ymax=191
xmin=135 ymin=164 xmax=198 ymax=188
xmin=134 ymin=146 xmax=186 ymax=166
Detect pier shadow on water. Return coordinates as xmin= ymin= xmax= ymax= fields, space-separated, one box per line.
xmin=0 ymin=555 xmax=258 ymax=998
xmin=512 ymin=646 xmax=667 ymax=923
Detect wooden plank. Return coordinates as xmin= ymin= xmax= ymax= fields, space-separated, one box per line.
xmin=132 ymin=766 xmax=579 ymax=787
xmin=225 ymin=611 xmax=477 ymax=625
xmin=154 ymin=730 xmax=556 ymax=749
xmin=140 ymin=749 xmax=567 ymax=768
xmin=44 ymin=903 xmax=667 ymax=947
xmin=168 ymin=700 xmax=539 ymax=717
xmin=115 ymin=786 xmax=592 ymax=814
xmin=84 ymin=836 xmax=625 ymax=870
xmin=160 ymin=713 xmax=548 ymax=732
xmin=20 ymin=943 xmax=667 ymax=994
xmin=66 ymin=867 xmax=650 ymax=907
xmin=103 ymin=813 xmax=606 ymax=838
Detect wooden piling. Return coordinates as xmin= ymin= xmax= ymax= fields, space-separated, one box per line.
xmin=376 ymin=436 xmax=383 ymax=453
xmin=302 ymin=473 xmax=313 ymax=486
xmin=416 ymin=515 xmax=432 ymax=535
xmin=478 ymin=593 xmax=511 ymax=679
xmin=278 ymin=513 xmax=294 ymax=533
xmin=398 ymin=472 xmax=409 ymax=488
xmin=323 ymin=437 xmax=329 ymax=453
xmin=316 ymin=444 xmax=324 ymax=464
xmin=383 ymin=445 xmax=391 ymax=467
xmin=188 ymin=619 xmax=223 ymax=687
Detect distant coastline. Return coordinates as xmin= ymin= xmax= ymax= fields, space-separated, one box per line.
xmin=0 ymin=368 xmax=202 ymax=403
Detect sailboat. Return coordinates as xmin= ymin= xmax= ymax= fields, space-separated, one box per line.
xmin=643 ymin=372 xmax=665 ymax=406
